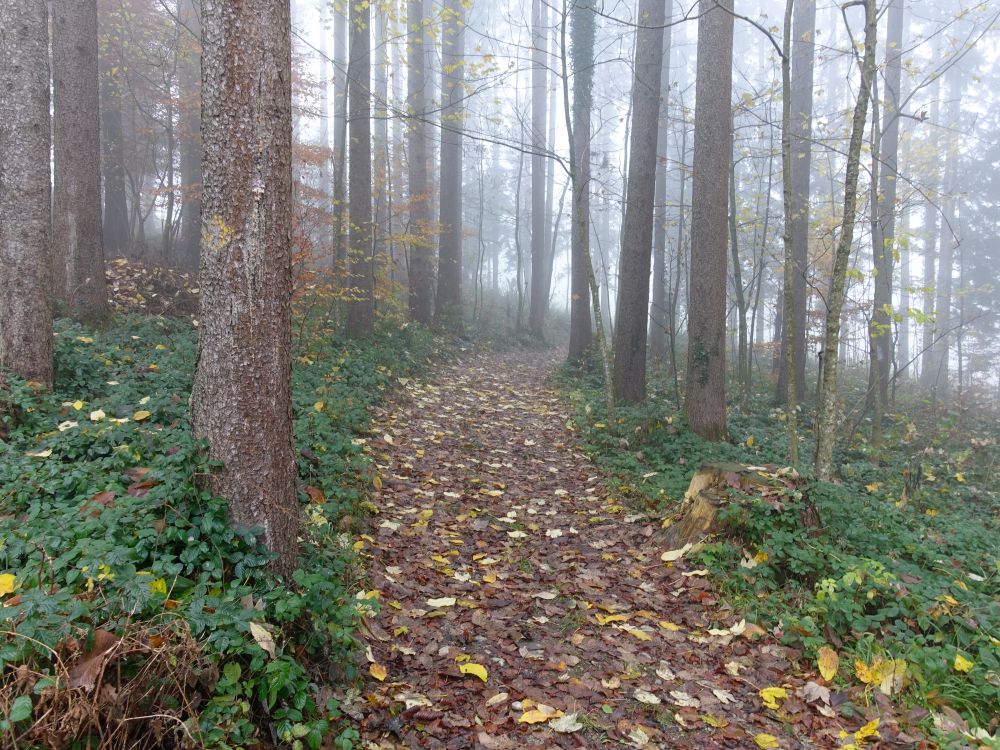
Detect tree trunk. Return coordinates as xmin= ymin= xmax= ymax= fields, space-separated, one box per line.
xmin=346 ymin=0 xmax=374 ymax=336
xmin=192 ymin=0 xmax=300 ymax=574
xmin=649 ymin=11 xmax=672 ymax=367
xmin=685 ymin=0 xmax=733 ymax=441
xmin=566 ymin=0 xmax=594 ymax=360
xmin=0 ymin=0 xmax=54 ymax=388
xmin=98 ymin=14 xmax=129 ymax=261
xmin=776 ymin=0 xmax=816 ymax=404
xmin=435 ymin=0 xmax=465 ymax=331
xmin=812 ymin=0 xmax=877 ymax=481
xmin=52 ymin=0 xmax=108 ymax=322
xmin=612 ymin=0 xmax=666 ymax=405
xmin=332 ymin=3 xmax=348 ymax=270
xmin=407 ymin=0 xmax=434 ymax=324
xmin=177 ymin=0 xmax=202 ymax=272
xmin=527 ymin=0 xmax=548 ymax=339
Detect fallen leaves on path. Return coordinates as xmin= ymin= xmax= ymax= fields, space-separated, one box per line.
xmin=348 ymin=351 xmax=898 ymax=748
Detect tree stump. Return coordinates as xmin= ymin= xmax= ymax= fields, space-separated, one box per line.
xmin=660 ymin=462 xmax=820 ymax=549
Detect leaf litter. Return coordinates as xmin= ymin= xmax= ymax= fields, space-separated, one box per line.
xmin=353 ymin=351 xmax=902 ymax=748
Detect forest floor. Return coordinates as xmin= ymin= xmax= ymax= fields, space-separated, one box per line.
xmin=352 ymin=350 xmax=891 ymax=750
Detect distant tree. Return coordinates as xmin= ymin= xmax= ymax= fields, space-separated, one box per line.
xmin=527 ymin=0 xmax=548 ymax=339
xmin=0 ymin=0 xmax=54 ymax=388
xmin=177 ymin=0 xmax=202 ymax=272
xmin=612 ymin=0 xmax=667 ymax=405
xmin=408 ymin=0 xmax=434 ymax=324
xmin=98 ymin=8 xmax=130 ymax=261
xmin=435 ymin=0 xmax=466 ymax=331
xmin=51 ymin=0 xmax=108 ymax=322
xmin=332 ymin=2 xmax=348 ymax=268
xmin=813 ymin=0 xmax=877 ymax=480
xmin=191 ymin=0 xmax=301 ymax=574
xmin=566 ymin=0 xmax=595 ymax=360
xmin=347 ymin=0 xmax=375 ymax=336
xmin=684 ymin=0 xmax=733 ymax=440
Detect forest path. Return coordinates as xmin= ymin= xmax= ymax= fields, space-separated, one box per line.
xmin=354 ymin=349 xmax=835 ymax=749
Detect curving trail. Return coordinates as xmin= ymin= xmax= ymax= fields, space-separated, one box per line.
xmin=353 ymin=350 xmax=851 ymax=749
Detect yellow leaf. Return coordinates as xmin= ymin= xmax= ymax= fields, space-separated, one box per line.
xmin=482 ymin=573 xmax=497 ymax=583
xmin=746 ymin=435 xmax=754 ymax=448
xmin=818 ymin=646 xmax=839 ymax=681
xmin=72 ymin=400 xmax=85 ymax=410
xmin=459 ymin=663 xmax=488 ymax=682
xmin=953 ymin=653 xmax=974 ymax=673
xmin=854 ymin=718 xmax=880 ymax=743
xmin=314 ymin=401 xmax=325 ymax=412
xmin=658 ymin=620 xmax=682 ymax=631
xmin=150 ymin=578 xmax=167 ymax=595
xmin=755 ymin=733 xmax=780 ymax=748
xmin=132 ymin=410 xmax=151 ymax=421
xmin=373 ymin=474 xmax=383 ymax=490
xmin=702 ymin=714 xmax=729 ymax=728
xmin=519 ymin=707 xmax=562 ymax=724
xmin=759 ymin=686 xmax=787 ymax=710
xmin=370 ymin=662 xmax=388 ymax=681
xmin=595 ymin=613 xmax=629 ymax=625
xmin=0 ymin=574 xmax=17 ymax=596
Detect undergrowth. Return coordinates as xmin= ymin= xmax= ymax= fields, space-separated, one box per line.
xmin=559 ymin=359 xmax=1000 ymax=745
xmin=0 ymin=315 xmax=442 ymax=750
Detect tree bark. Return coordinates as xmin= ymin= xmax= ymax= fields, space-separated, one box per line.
xmin=566 ymin=0 xmax=594 ymax=360
xmin=407 ymin=0 xmax=434 ymax=324
xmin=435 ymin=0 xmax=466 ymax=331
xmin=776 ymin=0 xmax=816 ymax=404
xmin=0 ymin=0 xmax=54 ymax=388
xmin=98 ymin=10 xmax=129 ymax=261
xmin=332 ymin=3 xmax=348 ymax=269
xmin=192 ymin=0 xmax=300 ymax=574
xmin=527 ymin=0 xmax=549 ymax=339
xmin=812 ymin=0 xmax=877 ymax=481
xmin=684 ymin=0 xmax=733 ymax=441
xmin=649 ymin=10 xmax=672 ymax=367
xmin=347 ymin=0 xmax=374 ymax=336
xmin=52 ymin=0 xmax=108 ymax=322
xmin=612 ymin=0 xmax=666 ymax=405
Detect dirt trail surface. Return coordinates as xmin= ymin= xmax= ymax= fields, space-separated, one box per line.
xmin=352 ymin=351 xmax=864 ymax=749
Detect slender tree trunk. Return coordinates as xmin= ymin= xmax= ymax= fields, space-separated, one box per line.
xmin=919 ymin=87 xmax=940 ymax=385
xmin=566 ymin=0 xmax=594 ymax=360
xmin=0 ymin=0 xmax=54 ymax=388
xmin=98 ymin=16 xmax=129 ymax=261
xmin=346 ymin=0 xmax=374 ymax=336
xmin=435 ymin=0 xmax=465 ymax=331
xmin=685 ymin=0 xmax=733 ymax=441
xmin=192 ymin=0 xmax=300 ymax=574
xmin=777 ymin=0 xmax=816 ymax=404
xmin=729 ymin=141 xmax=749 ymax=406
xmin=899 ymin=207 xmax=910 ymax=376
xmin=332 ymin=3 xmax=348 ymax=269
xmin=780 ymin=0 xmax=799 ymax=465
xmin=813 ymin=0 xmax=877 ymax=481
xmin=177 ymin=0 xmax=202 ymax=272
xmin=51 ymin=0 xmax=108 ymax=322
xmin=373 ymin=9 xmax=390 ymax=283
xmin=407 ymin=0 xmax=433 ymax=324
xmin=649 ymin=6 xmax=672 ymax=367
xmin=528 ymin=0 xmax=549 ymax=338
xmin=612 ymin=0 xmax=666 ymax=405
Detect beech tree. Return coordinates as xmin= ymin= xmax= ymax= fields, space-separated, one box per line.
xmin=527 ymin=0 xmax=548 ymax=339
xmin=191 ymin=0 xmax=300 ymax=573
xmin=347 ymin=0 xmax=375 ymax=336
xmin=649 ymin=12 xmax=673 ymax=368
xmin=612 ymin=0 xmax=666 ymax=405
xmin=51 ymin=0 xmax=108 ymax=322
xmin=408 ymin=0 xmax=434 ymax=324
xmin=0 ymin=0 xmax=54 ymax=388
xmin=435 ymin=0 xmax=466 ymax=331
xmin=685 ymin=0 xmax=733 ymax=440
xmin=566 ymin=0 xmax=595 ymax=360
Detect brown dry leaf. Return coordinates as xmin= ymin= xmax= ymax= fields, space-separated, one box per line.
xmin=68 ymin=629 xmax=119 ymax=691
